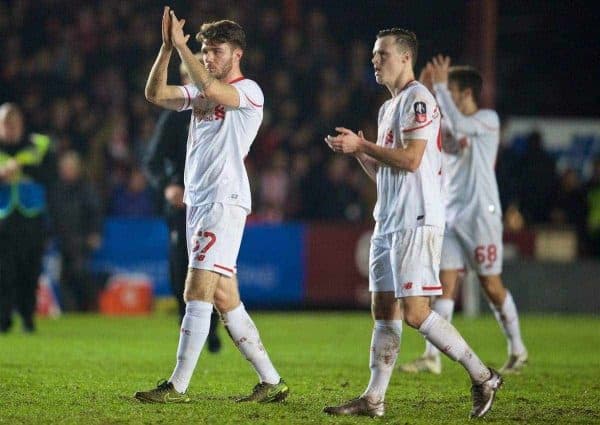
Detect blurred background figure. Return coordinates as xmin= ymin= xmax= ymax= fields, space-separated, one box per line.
xmin=550 ymin=168 xmax=588 ymax=256
xmin=143 ymin=58 xmax=221 ymax=352
xmin=0 ymin=103 xmax=55 ymax=333
xmin=256 ymin=150 xmax=290 ymax=222
xmin=109 ymin=167 xmax=155 ymax=217
xmin=516 ymin=131 xmax=558 ymax=225
xmin=48 ymin=150 xmax=103 ymax=311
xmin=585 ymin=157 xmax=600 ymax=258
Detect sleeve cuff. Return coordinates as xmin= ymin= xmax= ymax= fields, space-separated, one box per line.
xmin=177 ymin=85 xmax=192 ymax=111
xmin=433 ymin=82 xmax=448 ymax=93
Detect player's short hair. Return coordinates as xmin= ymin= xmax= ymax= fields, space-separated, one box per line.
xmin=377 ymin=28 xmax=418 ymax=67
xmin=449 ymin=66 xmax=483 ymax=105
xmin=196 ymin=20 xmax=246 ymax=50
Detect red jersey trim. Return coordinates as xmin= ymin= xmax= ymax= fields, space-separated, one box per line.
xmin=182 ymin=86 xmax=192 ymax=110
xmin=397 ymin=79 xmax=417 ymax=94
xmin=227 ymin=76 xmax=262 ymax=108
xmin=402 ymin=120 xmax=433 ymax=133
xmin=244 ymin=94 xmax=263 ymax=108
xmin=214 ymin=264 xmax=235 ymax=274
xmin=422 ymin=285 xmax=443 ymax=290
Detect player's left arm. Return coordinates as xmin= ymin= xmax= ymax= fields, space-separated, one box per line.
xmin=329 ymin=128 xmax=426 ymax=172
xmin=326 ymin=131 xmax=379 ymax=181
xmin=169 ymin=10 xmax=241 ymax=108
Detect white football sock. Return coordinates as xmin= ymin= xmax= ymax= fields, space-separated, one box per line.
xmin=489 ymin=291 xmax=527 ymax=355
xmin=419 ymin=311 xmax=490 ymax=383
xmin=362 ymin=320 xmax=402 ymax=403
xmin=222 ymin=303 xmax=280 ymax=384
xmin=424 ymin=298 xmax=455 ymax=358
xmin=169 ymin=300 xmax=213 ymax=393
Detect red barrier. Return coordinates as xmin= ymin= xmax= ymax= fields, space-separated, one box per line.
xmin=99 ymin=274 xmax=153 ymax=315
xmin=36 ymin=275 xmax=61 ymax=317
xmin=305 ymin=223 xmax=372 ymax=308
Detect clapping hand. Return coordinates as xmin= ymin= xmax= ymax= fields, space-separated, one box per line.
xmin=161 ymin=6 xmax=172 ymax=49
xmin=325 ymin=127 xmax=365 ymax=155
xmin=169 ymin=9 xmax=190 ymax=49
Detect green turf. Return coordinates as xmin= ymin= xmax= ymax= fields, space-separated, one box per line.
xmin=0 ymin=312 xmax=599 ymax=424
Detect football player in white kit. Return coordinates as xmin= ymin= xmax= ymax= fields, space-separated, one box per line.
xmin=135 ymin=7 xmax=288 ymax=404
xmin=400 ymin=56 xmax=528 ymax=376
xmin=322 ymin=29 xmax=501 ymax=419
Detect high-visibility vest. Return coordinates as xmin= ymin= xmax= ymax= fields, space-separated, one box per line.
xmin=0 ymin=133 xmax=51 ymax=219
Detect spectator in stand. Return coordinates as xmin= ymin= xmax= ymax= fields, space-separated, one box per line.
xmin=584 ymin=157 xmax=600 ymax=258
xmin=49 ymin=151 xmax=103 ymax=311
xmin=517 ymin=131 xmax=558 ymax=224
xmin=316 ymin=156 xmax=363 ymax=221
xmin=496 ymin=123 xmax=522 ymax=215
xmin=257 ymin=150 xmax=290 ymax=222
xmin=109 ymin=167 xmax=155 ymax=217
xmin=550 ymin=168 xmax=588 ymax=256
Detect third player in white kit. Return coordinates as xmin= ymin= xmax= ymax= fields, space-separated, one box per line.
xmin=400 ymin=56 xmax=528 ymax=376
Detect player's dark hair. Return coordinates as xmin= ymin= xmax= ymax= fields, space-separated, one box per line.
xmin=377 ymin=28 xmax=418 ymax=67
xmin=196 ymin=20 xmax=246 ymax=50
xmin=449 ymin=66 xmax=483 ymax=105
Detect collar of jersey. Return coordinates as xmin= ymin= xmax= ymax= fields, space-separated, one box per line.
xmin=393 ymin=79 xmax=417 ymax=97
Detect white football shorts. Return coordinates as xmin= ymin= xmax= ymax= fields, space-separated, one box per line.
xmin=186 ymin=202 xmax=247 ymax=277
xmin=369 ymin=225 xmax=444 ymax=298
xmin=440 ymin=215 xmax=503 ymax=276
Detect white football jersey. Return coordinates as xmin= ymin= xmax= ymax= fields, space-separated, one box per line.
xmin=373 ymin=80 xmax=444 ymax=235
xmin=178 ymin=78 xmax=263 ymax=212
xmin=434 ymin=82 xmax=501 ymax=226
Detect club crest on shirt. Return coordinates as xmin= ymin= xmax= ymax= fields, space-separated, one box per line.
xmin=385 ymin=129 xmax=394 ymax=146
xmin=414 ymin=101 xmax=427 ymax=123
xmin=192 ymin=94 xmax=226 ymax=121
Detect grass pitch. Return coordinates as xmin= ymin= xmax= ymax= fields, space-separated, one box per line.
xmin=0 ymin=311 xmax=599 ymax=424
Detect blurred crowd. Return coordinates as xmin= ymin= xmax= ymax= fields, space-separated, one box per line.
xmin=497 ymin=130 xmax=600 ymax=257
xmin=0 ymin=0 xmax=379 ymax=224
xmin=1 ymin=0 xmax=599 ymax=256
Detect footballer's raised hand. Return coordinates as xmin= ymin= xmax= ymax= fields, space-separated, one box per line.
xmin=430 ymin=55 xmax=451 ymax=84
xmin=419 ymin=63 xmax=434 ymax=91
xmin=169 ymin=10 xmax=190 ymax=49
xmin=161 ymin=6 xmax=172 ymax=49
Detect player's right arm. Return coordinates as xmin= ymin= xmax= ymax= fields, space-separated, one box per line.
xmin=429 ymin=55 xmax=493 ymax=138
xmin=145 ymin=7 xmax=186 ymax=111
xmin=433 ymin=83 xmax=479 ymax=136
